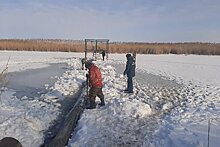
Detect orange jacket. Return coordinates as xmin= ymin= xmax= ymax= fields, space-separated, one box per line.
xmin=88 ymin=64 xmax=103 ymax=88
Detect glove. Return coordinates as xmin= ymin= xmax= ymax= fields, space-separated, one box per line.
xmin=82 ymin=81 xmax=87 ymax=86
xmin=119 ymin=74 xmax=124 ymax=78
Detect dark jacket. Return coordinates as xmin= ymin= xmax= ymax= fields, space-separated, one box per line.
xmin=123 ymin=56 xmax=135 ymax=77
xmin=102 ymin=50 xmax=105 ymax=56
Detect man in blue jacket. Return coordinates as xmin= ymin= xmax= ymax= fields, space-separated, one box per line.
xmin=123 ymin=53 xmax=136 ymax=93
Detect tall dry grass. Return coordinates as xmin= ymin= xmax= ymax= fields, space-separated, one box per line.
xmin=0 ymin=39 xmax=220 ymax=55
xmin=0 ymin=39 xmax=84 ymax=52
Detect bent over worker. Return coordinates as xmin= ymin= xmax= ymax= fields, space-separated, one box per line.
xmin=85 ymin=61 xmax=105 ymax=109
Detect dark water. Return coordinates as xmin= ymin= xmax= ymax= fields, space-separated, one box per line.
xmin=6 ymin=63 xmax=68 ymax=99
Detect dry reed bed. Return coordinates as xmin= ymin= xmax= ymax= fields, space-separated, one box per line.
xmin=0 ymin=39 xmax=220 ymax=55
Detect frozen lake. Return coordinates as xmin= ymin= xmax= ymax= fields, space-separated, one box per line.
xmin=6 ymin=63 xmax=67 ymax=99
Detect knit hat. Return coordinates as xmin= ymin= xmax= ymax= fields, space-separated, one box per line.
xmin=85 ymin=61 xmax=93 ymax=69
xmin=126 ymin=54 xmax=131 ymax=58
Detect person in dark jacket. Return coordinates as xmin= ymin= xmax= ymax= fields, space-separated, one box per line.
xmin=81 ymin=58 xmax=86 ymax=70
xmin=85 ymin=61 xmax=105 ymax=109
xmin=101 ymin=50 xmax=106 ymax=61
xmin=123 ymin=54 xmax=135 ymax=93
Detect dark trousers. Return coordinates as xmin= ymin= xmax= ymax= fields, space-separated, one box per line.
xmin=89 ymin=87 xmax=104 ymax=107
xmin=127 ymin=76 xmax=133 ymax=92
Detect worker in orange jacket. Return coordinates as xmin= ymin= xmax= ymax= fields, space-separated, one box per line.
xmin=85 ymin=61 xmax=105 ymax=109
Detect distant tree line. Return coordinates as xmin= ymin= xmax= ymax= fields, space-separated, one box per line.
xmin=0 ymin=39 xmax=220 ymax=55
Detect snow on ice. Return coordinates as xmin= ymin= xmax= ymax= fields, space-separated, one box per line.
xmin=0 ymin=51 xmax=220 ymax=147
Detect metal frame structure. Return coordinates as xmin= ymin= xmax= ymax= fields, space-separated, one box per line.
xmin=84 ymin=39 xmax=109 ymax=60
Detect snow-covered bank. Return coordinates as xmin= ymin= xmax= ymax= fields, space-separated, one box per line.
xmin=0 ymin=51 xmax=85 ymax=146
xmin=68 ymin=54 xmax=220 ymax=146
xmin=1 ymin=51 xmax=220 ymax=147
xmin=68 ymin=62 xmax=153 ymax=146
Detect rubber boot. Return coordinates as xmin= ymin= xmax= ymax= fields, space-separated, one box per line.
xmin=86 ymin=98 xmax=96 ymax=109
xmin=98 ymin=97 xmax=105 ymax=106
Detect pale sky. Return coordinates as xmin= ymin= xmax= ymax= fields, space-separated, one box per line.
xmin=0 ymin=0 xmax=220 ymax=42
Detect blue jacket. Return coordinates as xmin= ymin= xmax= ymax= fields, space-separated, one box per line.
xmin=123 ymin=56 xmax=135 ymax=77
